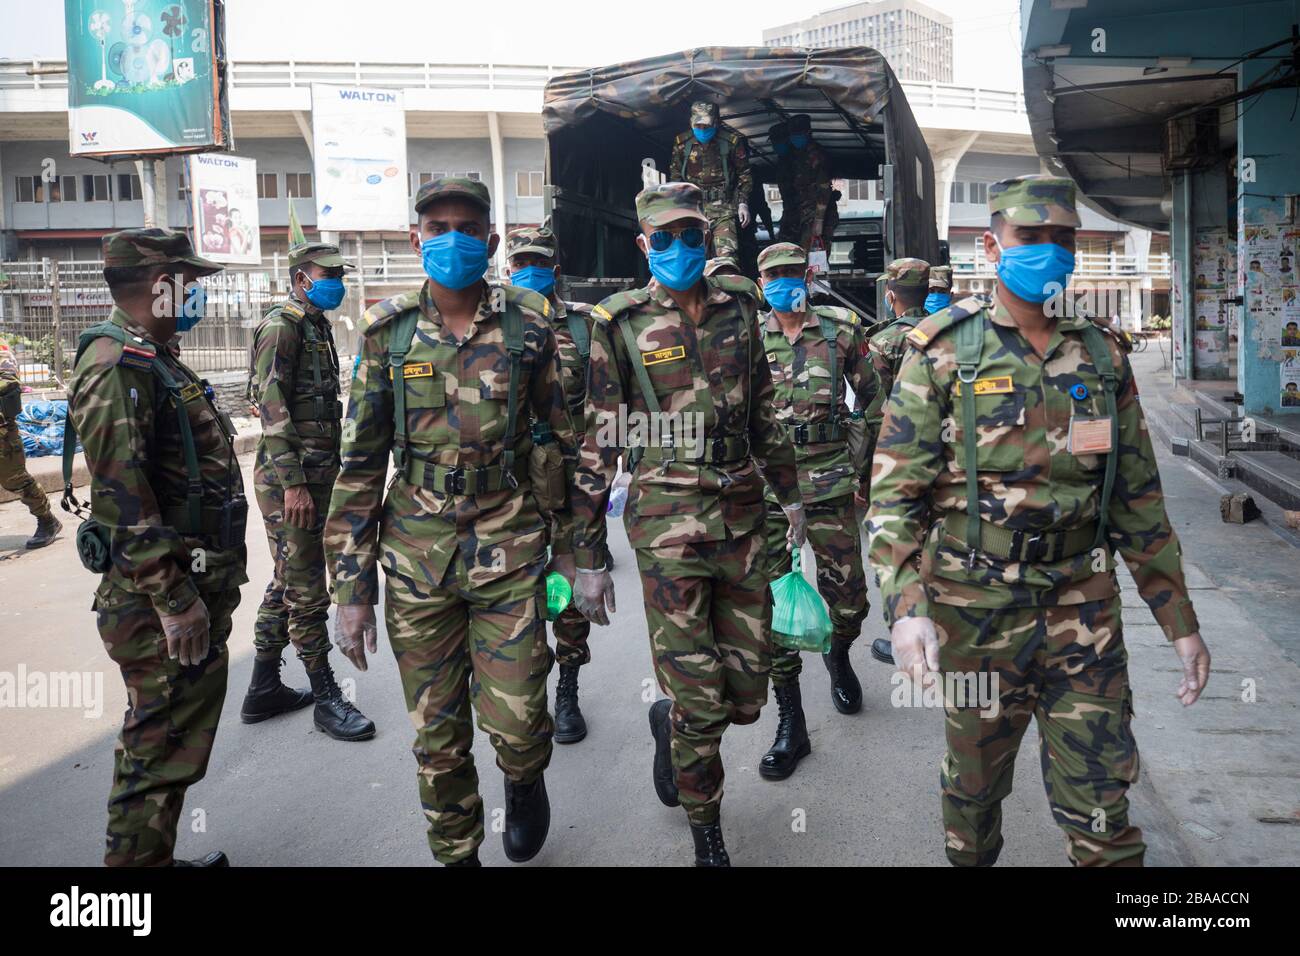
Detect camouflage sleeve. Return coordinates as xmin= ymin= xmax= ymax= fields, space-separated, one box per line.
xmin=1107 ymin=350 xmax=1200 ymax=640
xmin=865 ymin=346 xmax=946 ymax=626
xmin=733 ymin=136 xmax=753 ymax=210
xmin=748 ymin=312 xmax=800 ymax=506
xmin=670 ymin=138 xmax=685 ymax=183
xmin=861 ymin=337 xmax=895 ymax=461
xmin=254 ymin=312 xmax=307 ymax=487
xmin=71 ymin=345 xmax=199 ymax=614
xmin=532 ymin=323 xmax=579 ymax=555
xmin=843 ymin=324 xmax=880 ymax=482
xmin=572 ymin=317 xmax=623 ymax=571
xmin=324 ymin=325 xmax=393 ymax=606
xmin=0 ymin=348 xmax=19 ymax=391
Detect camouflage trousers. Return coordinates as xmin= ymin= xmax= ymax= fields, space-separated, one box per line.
xmin=763 ymin=496 xmax=869 ymax=684
xmin=95 ymin=582 xmax=240 ymax=866
xmin=933 ymin=596 xmax=1144 ymax=867
xmin=386 ymin=555 xmax=554 ymax=864
xmin=253 ymin=467 xmax=333 ymax=670
xmin=705 ymin=199 xmax=739 ymax=259
xmin=552 ymin=604 xmax=591 ymax=667
xmin=635 ymin=531 xmax=771 ymax=825
xmin=0 ymin=424 xmax=50 ymax=519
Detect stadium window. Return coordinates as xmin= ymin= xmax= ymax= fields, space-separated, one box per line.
xmin=116 ymin=173 xmax=143 ymax=201
xmin=516 ymin=171 xmax=544 ymax=198
xmin=950 ymin=181 xmax=965 ymax=203
xmin=969 ymin=182 xmax=988 ymax=204
xmin=15 ymin=175 xmax=40 ymax=203
xmin=844 ymin=179 xmax=875 ymax=201
xmin=285 ymin=173 xmax=313 ymax=198
xmin=256 ymin=172 xmax=278 ymax=199
xmin=50 ymin=175 xmax=77 ymax=203
xmin=82 ymin=174 xmax=112 ymax=202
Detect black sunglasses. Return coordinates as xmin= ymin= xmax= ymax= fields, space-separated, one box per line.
xmin=648 ymin=227 xmax=706 ymax=252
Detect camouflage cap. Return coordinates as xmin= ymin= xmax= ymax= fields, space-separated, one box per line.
xmin=757 ymin=242 xmax=807 ymax=273
xmin=881 ymin=257 xmax=930 ymax=288
xmin=102 ymin=228 xmax=222 ymax=276
xmin=690 ymin=100 xmax=719 ymax=127
xmin=768 ymin=121 xmax=790 ymax=142
xmin=505 ymin=225 xmax=557 ymax=261
xmin=414 ymin=176 xmax=491 ymax=215
xmin=928 ymin=264 xmax=953 ymax=291
xmin=989 ymin=174 xmax=1080 ymax=227
xmin=788 ymin=113 xmax=812 ymax=134
xmin=635 ymin=181 xmax=708 ymax=227
xmin=288 ymin=241 xmax=355 ymax=271
xmin=704 ymin=256 xmax=741 ymax=277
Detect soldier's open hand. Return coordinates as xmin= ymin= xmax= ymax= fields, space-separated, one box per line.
xmin=1173 ymin=633 xmax=1210 ymax=706
xmin=284 ymin=484 xmax=318 ymax=530
xmin=891 ymin=616 xmax=940 ymax=684
xmin=159 ymin=598 xmax=212 ymax=668
xmin=738 ymin=203 xmax=751 ymax=229
xmin=575 ymin=568 xmax=616 ymax=626
xmin=336 ymin=604 xmax=379 ymax=671
xmin=783 ymin=503 xmax=807 ymax=547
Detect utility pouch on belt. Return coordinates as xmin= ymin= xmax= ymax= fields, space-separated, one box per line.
xmin=0 ymin=384 xmax=21 ymax=422
xmin=529 ymin=441 xmax=567 ymax=514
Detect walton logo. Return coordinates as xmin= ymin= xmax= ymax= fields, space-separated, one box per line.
xmin=80 ymin=131 xmax=98 ymax=144
xmin=196 ymin=156 xmax=240 ymax=167
xmin=49 ymin=887 xmax=151 ymax=936
xmin=338 ymin=89 xmax=397 ymax=103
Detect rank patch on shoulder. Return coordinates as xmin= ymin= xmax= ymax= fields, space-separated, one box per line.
xmin=906 ymin=328 xmax=930 ymax=348
xmin=391 ymin=362 xmax=433 ymax=380
xmin=179 ymin=382 xmax=204 ymax=403
xmin=642 ymin=345 xmax=686 ymax=366
xmin=118 ymin=344 xmax=153 ymax=370
xmin=954 ymin=376 xmax=1014 ymax=396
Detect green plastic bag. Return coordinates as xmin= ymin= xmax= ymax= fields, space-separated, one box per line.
xmin=545 ymin=571 xmax=572 ymax=622
xmin=769 ymin=546 xmax=833 ymax=652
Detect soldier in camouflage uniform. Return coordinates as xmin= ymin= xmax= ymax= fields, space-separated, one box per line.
xmin=754 ymin=243 xmax=879 ymax=780
xmin=787 ymin=114 xmax=834 ymax=252
xmin=767 ymin=121 xmax=802 ymax=243
xmin=865 ymin=175 xmax=1212 ymax=867
xmin=68 ymin=229 xmax=245 ymax=867
xmin=863 ymin=257 xmax=930 ymax=666
xmin=244 ymin=241 xmax=375 ymax=741
xmin=505 ymin=223 xmax=594 ymax=745
xmin=0 ymin=338 xmax=61 ymax=548
xmin=325 ymin=178 xmax=578 ymax=867
xmin=571 ymin=182 xmax=804 ymax=866
xmin=926 ymin=263 xmax=953 ymax=314
xmin=669 ymin=101 xmax=753 ymax=259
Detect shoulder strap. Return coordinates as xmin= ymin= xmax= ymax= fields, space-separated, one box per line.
xmin=63 ymin=323 xmax=132 ymax=509
xmin=954 ymin=311 xmax=985 ymax=561
xmin=566 ymin=310 xmax=591 ymax=361
xmin=500 ymin=300 xmax=525 ymax=488
xmin=1081 ymin=324 xmax=1120 ymax=549
xmin=616 ymin=317 xmax=662 ymax=419
xmin=152 ymin=359 xmax=204 ymax=534
xmin=719 ymin=134 xmax=733 ymax=190
xmin=817 ymin=310 xmax=840 ymax=417
xmin=388 ymin=308 xmax=420 ymax=472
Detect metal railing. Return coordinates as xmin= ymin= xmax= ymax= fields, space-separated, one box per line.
xmin=950 ymin=250 xmax=1172 ymax=278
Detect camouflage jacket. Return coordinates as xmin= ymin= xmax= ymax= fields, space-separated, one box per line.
xmin=670 ymin=131 xmax=753 ymax=209
xmin=790 ymin=141 xmax=833 ymax=218
xmin=864 ymin=306 xmax=928 ymax=439
xmin=251 ymin=295 xmax=342 ymax=488
xmin=0 ymin=344 xmax=19 ymax=431
xmin=865 ymin=294 xmax=1200 ymax=641
xmin=69 ymin=307 xmax=248 ymax=613
xmin=551 ymin=296 xmax=593 ymax=429
xmin=760 ymin=305 xmax=878 ymax=503
xmin=325 ymin=281 xmax=577 ymax=605
xmin=572 ymin=276 xmax=800 ymax=571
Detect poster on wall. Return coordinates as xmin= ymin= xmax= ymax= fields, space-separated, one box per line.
xmin=310 ymin=84 xmax=409 ymax=232
xmin=64 ymin=0 xmax=231 ymax=157
xmin=186 ymin=153 xmax=261 ymax=265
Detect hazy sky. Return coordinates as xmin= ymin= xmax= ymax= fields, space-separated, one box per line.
xmin=0 ymin=0 xmax=1025 ymax=90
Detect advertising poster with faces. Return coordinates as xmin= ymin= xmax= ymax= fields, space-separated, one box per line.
xmin=186 ymin=154 xmax=262 ymax=266
xmin=1193 ymin=227 xmax=1232 ymax=375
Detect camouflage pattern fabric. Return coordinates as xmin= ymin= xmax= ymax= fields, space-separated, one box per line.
xmin=934 ymin=596 xmax=1143 ymax=866
xmin=324 ymin=280 xmax=575 ymax=862
xmin=571 ymin=274 xmax=799 ymax=826
xmin=414 ymin=176 xmax=491 ymax=215
xmin=102 ymin=227 xmax=221 ymax=274
xmin=100 ymin=585 xmax=241 ymax=866
xmin=929 ymin=264 xmax=953 ymax=292
xmin=763 ymin=495 xmax=868 ymax=683
xmin=1 ymin=344 xmax=50 ymax=517
xmin=670 ymin=130 xmax=752 ymax=258
xmin=250 ymin=296 xmax=342 ymax=669
xmin=863 ymin=306 xmax=929 ymax=462
xmin=789 ymin=139 xmax=833 ymax=250
xmin=989 ymin=174 xmax=1081 ymax=228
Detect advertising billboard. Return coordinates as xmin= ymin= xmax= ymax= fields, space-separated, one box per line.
xmin=310 ymin=84 xmax=410 ymax=232
xmin=187 ymin=153 xmax=261 ymax=266
xmin=64 ymin=0 xmax=231 ymax=157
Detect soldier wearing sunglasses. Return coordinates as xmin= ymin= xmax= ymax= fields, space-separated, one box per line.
xmin=570 ymin=182 xmax=803 ymax=866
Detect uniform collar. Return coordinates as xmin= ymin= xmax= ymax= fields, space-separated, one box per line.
xmin=647 ymin=278 xmax=730 ymax=310
xmin=289 ymin=291 xmax=323 ymax=318
xmin=418 ymin=280 xmax=494 ymax=340
xmin=763 ymin=308 xmax=820 ymax=338
xmin=109 ymin=306 xmax=166 ymax=347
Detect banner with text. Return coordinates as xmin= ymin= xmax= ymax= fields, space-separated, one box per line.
xmin=187 ymin=153 xmax=261 ymax=265
xmin=310 ymin=84 xmax=409 ymax=232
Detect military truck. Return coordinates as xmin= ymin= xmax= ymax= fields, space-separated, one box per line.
xmin=541 ymin=46 xmax=940 ymax=321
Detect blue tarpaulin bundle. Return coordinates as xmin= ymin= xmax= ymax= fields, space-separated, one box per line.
xmin=16 ymin=399 xmax=76 ymax=458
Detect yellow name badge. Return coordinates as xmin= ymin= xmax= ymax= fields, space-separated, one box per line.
xmin=954 ymin=375 xmax=1014 ymax=396
xmin=642 ymin=345 xmax=686 ymax=367
xmin=391 ymin=362 xmax=434 ymax=380
xmin=179 ymin=382 xmax=204 ymax=403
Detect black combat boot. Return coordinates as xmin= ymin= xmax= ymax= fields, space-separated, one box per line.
xmin=503 ymin=774 xmax=550 ymax=863
xmin=870 ymin=638 xmax=895 ymax=666
xmin=648 ymin=698 xmax=679 ymax=807
xmin=240 ymin=655 xmax=313 ymax=723
xmin=553 ymin=664 xmax=587 ymax=744
xmin=173 ymin=850 xmax=229 ymax=867
xmin=822 ymin=637 xmax=863 ymax=714
xmin=25 ymin=514 xmax=61 ymax=549
xmin=308 ymin=665 xmax=376 ymax=741
xmin=444 ymin=853 xmax=481 ymax=868
xmin=759 ymin=680 xmax=811 ymax=780
xmin=690 ymin=819 xmax=731 ymax=867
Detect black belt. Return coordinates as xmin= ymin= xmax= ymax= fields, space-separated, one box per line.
xmin=403 ymin=457 xmax=527 ymax=495
xmin=941 ymin=513 xmax=1099 ymax=563
xmin=640 ymin=434 xmax=750 ymax=465
xmin=788 ymin=419 xmax=844 ymax=445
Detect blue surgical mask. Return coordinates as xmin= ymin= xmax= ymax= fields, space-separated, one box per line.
xmin=790 ymin=133 xmax=810 ymax=149
xmin=510 ymin=265 xmax=556 ymax=297
xmin=302 ymin=275 xmax=347 ymax=311
xmin=421 ymin=231 xmax=489 ymax=290
xmin=176 ymin=283 xmax=205 ymax=332
xmin=924 ymin=292 xmax=951 ymax=314
xmin=693 ymin=127 xmax=717 ymax=144
xmin=994 ymin=238 xmax=1075 ymax=304
xmin=647 ymin=237 xmax=707 ymax=291
xmin=773 ymin=141 xmax=791 ymax=156
xmin=763 ymin=277 xmax=807 ymax=313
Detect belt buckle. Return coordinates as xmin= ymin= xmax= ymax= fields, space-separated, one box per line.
xmin=443 ymin=467 xmax=466 ymax=495
xmin=793 ymin=423 xmax=809 ymax=444
xmin=1023 ymin=533 xmax=1046 ymax=563
xmin=711 ymin=437 xmax=726 ymax=462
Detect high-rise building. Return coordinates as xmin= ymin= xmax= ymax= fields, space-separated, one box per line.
xmin=763 ymin=0 xmax=954 ymax=83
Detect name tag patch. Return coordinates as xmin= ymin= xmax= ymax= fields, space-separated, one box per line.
xmin=392 ymin=362 xmax=434 ymax=380
xmin=1069 ymin=416 xmax=1114 ymax=454
xmin=642 ymin=345 xmax=686 ymax=367
xmin=179 ymin=382 xmax=204 ymax=403
xmin=954 ymin=376 xmax=1014 ymax=396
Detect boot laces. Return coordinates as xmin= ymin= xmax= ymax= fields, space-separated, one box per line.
xmin=556 ymin=668 xmax=578 ymax=700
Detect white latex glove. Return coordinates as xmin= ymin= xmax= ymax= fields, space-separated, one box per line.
xmin=782 ymin=502 xmax=807 ymax=547
xmin=335 ymin=604 xmax=379 ymax=672
xmin=891 ymin=616 xmax=940 ymax=684
xmin=738 ymin=203 xmax=751 ymax=228
xmin=575 ymin=568 xmax=616 ymax=626
xmin=1173 ymin=633 xmax=1211 ymax=706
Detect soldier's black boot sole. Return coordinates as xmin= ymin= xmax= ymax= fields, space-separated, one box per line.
xmin=760 ymin=681 xmax=812 ymax=781
xmin=553 ymin=664 xmax=587 ymax=744
xmin=823 ymin=639 xmax=863 ymax=714
xmin=503 ymin=774 xmax=550 ymax=863
xmin=240 ymin=656 xmax=313 ymax=723
xmin=173 ymin=850 xmax=229 ymax=867
xmin=649 ymin=698 xmax=680 ymax=807
xmin=870 ymin=638 xmax=895 ymax=666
